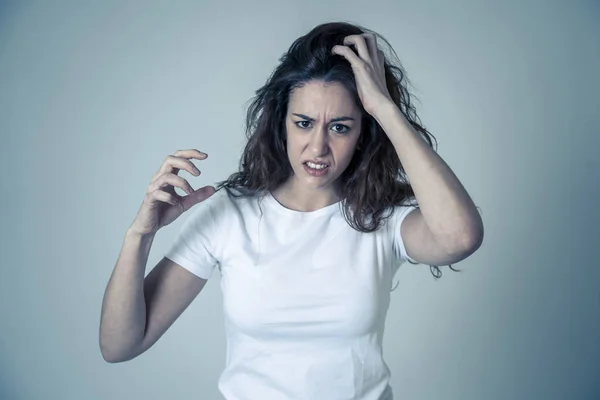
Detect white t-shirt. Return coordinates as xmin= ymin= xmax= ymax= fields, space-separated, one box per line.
xmin=165 ymin=188 xmax=418 ymax=400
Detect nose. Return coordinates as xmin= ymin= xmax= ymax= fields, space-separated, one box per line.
xmin=309 ymin=127 xmax=330 ymax=156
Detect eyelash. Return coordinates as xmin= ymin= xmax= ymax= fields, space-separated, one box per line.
xmin=294 ymin=121 xmax=350 ymax=134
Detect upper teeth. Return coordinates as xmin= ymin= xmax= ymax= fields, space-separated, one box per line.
xmin=307 ymin=162 xmax=327 ymax=169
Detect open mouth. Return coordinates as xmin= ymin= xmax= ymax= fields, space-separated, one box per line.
xmin=303 ymin=162 xmax=329 ymax=176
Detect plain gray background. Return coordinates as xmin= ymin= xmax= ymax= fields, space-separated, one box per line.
xmin=1 ymin=0 xmax=598 ymax=399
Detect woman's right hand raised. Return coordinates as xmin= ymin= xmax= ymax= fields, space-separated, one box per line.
xmin=129 ymin=149 xmax=216 ymax=236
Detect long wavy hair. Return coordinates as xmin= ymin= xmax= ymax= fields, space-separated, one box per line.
xmin=216 ymin=21 xmax=461 ymax=279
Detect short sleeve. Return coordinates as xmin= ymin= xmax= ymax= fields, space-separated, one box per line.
xmin=164 ymin=193 xmax=221 ymax=280
xmin=390 ymin=203 xmax=419 ymax=265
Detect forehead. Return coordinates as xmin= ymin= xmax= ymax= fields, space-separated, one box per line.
xmin=287 ymin=81 xmax=358 ymax=115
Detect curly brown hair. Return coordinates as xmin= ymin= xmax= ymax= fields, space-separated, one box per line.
xmin=216 ymin=21 xmax=462 ymax=279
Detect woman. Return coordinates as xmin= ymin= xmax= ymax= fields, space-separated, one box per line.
xmin=100 ymin=21 xmax=483 ymax=399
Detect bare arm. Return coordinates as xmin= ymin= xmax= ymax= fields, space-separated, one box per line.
xmin=99 ymin=228 xmax=152 ymax=362
xmin=99 ymin=228 xmax=207 ymax=363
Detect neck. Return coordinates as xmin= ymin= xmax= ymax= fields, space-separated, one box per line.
xmin=272 ymin=178 xmax=340 ymax=212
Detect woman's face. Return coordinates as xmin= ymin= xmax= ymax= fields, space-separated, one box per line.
xmin=284 ymin=80 xmax=362 ymax=193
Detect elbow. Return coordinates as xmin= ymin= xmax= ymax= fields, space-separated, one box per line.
xmin=99 ymin=338 xmax=138 ymax=364
xmin=460 ymin=224 xmax=484 ymax=256
xmin=100 ymin=341 xmax=124 ymax=363
xmin=100 ymin=347 xmax=135 ymax=364
xmin=100 ymin=348 xmax=120 ymax=364
xmin=443 ymin=223 xmax=484 ymax=260
xmin=102 ymin=354 xmax=121 ymax=364
xmin=469 ymin=221 xmax=484 ymax=249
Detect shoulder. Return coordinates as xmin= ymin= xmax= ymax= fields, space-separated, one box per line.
xmin=196 ymin=187 xmax=252 ymax=208
xmin=195 ymin=187 xmax=265 ymax=218
xmin=384 ymin=197 xmax=419 ymax=228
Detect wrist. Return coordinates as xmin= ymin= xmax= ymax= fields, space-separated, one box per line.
xmin=126 ymin=226 xmax=157 ymax=240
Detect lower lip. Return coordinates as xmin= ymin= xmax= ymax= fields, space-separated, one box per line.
xmin=303 ymin=163 xmax=329 ymax=177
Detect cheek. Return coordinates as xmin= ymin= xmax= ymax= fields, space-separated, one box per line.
xmin=285 ymin=135 xmax=296 ymax=153
xmin=340 ymin=141 xmax=359 ymax=159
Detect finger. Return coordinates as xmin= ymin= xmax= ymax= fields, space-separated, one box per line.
xmin=148 ymin=189 xmax=179 ymax=206
xmin=342 ymin=34 xmax=372 ymax=64
xmin=377 ymin=49 xmax=386 ymax=77
xmin=152 ymin=154 xmax=202 ymax=182
xmin=182 ymin=185 xmax=216 ymax=208
xmin=174 ymin=149 xmax=208 ymax=160
xmin=149 ymin=173 xmax=194 ymax=196
xmin=167 ymin=156 xmax=202 ymax=177
xmin=360 ymin=33 xmax=386 ymax=78
xmin=170 ymin=149 xmax=207 ymax=174
xmin=362 ymin=33 xmax=380 ymax=65
xmin=332 ymin=44 xmax=364 ymax=69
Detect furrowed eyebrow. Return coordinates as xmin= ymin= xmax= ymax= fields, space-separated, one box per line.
xmin=292 ymin=113 xmax=355 ymax=123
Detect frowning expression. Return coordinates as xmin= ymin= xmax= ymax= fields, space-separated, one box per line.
xmin=284 ymin=80 xmax=362 ymax=191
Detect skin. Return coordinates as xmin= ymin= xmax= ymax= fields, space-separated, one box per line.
xmin=271 ymin=80 xmax=363 ymax=212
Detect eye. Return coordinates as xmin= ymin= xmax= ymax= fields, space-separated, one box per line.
xmin=294 ymin=121 xmax=350 ymax=134
xmin=295 ymin=120 xmax=311 ymax=129
xmin=331 ymin=124 xmax=350 ymax=134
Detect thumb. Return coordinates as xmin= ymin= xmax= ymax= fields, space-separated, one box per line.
xmin=191 ymin=185 xmax=216 ymax=205
xmin=181 ymin=185 xmax=216 ymax=212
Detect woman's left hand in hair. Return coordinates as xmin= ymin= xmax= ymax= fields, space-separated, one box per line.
xmin=331 ymin=34 xmax=394 ymax=117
